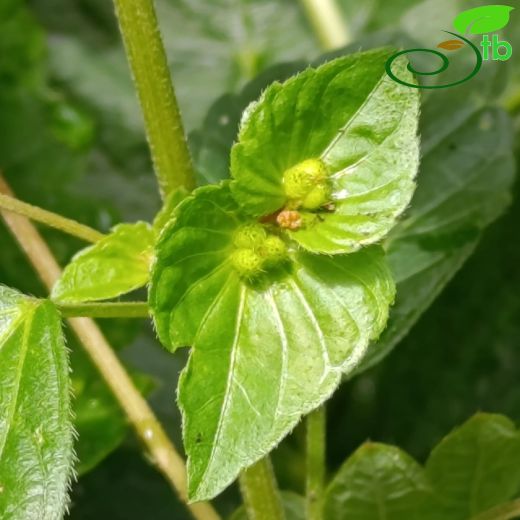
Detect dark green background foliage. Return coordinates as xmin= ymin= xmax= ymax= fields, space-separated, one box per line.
xmin=1 ymin=0 xmax=519 ymax=517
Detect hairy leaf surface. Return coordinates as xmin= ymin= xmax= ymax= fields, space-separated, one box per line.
xmin=52 ymin=222 xmax=155 ymax=303
xmin=149 ymin=183 xmax=394 ymax=500
xmin=324 ymin=414 xmax=520 ymax=520
xmin=0 ymin=286 xmax=73 ymax=519
xmin=230 ymin=49 xmax=420 ymax=254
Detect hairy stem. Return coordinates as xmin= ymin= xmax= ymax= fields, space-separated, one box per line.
xmin=0 ymin=176 xmax=221 ymax=520
xmin=0 ymin=192 xmax=105 ymax=243
xmin=58 ymin=302 xmax=150 ymax=319
xmin=113 ymin=0 xmax=196 ymax=198
xmin=239 ymin=457 xmax=286 ymax=520
xmin=471 ymin=500 xmax=520 ymax=520
xmin=306 ymin=406 xmax=326 ymax=520
xmin=299 ymin=0 xmax=351 ymax=50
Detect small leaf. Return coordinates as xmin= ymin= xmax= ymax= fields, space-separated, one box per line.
xmin=425 ymin=414 xmax=520 ymax=518
xmin=52 ymin=222 xmax=155 ymax=303
xmin=149 ymin=183 xmax=395 ymax=501
xmin=453 ymin=5 xmax=514 ymax=35
xmin=230 ymin=48 xmax=420 ymax=254
xmin=437 ymin=39 xmax=465 ymax=51
xmin=324 ymin=444 xmax=434 ymax=519
xmin=0 ymin=286 xmax=74 ymax=519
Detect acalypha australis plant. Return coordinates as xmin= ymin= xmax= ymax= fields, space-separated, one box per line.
xmin=0 ymin=1 xmax=519 ymax=519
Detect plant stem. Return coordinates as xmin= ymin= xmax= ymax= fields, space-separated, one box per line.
xmin=299 ymin=0 xmax=351 ymax=51
xmin=113 ymin=0 xmax=196 ymax=198
xmin=239 ymin=457 xmax=285 ymax=520
xmin=0 ymin=176 xmax=221 ymax=520
xmin=306 ymin=406 xmax=326 ymax=520
xmin=58 ymin=302 xmax=150 ymax=319
xmin=471 ymin=500 xmax=520 ymax=520
xmin=0 ymin=192 xmax=105 ymax=243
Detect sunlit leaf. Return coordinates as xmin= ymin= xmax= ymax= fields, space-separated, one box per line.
xmin=149 ymin=183 xmax=395 ymax=500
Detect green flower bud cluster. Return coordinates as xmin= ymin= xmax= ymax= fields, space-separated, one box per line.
xmin=231 ymin=224 xmax=288 ymax=278
xmin=282 ymin=158 xmax=332 ymax=210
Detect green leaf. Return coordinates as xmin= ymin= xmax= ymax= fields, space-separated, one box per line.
xmin=425 ymin=414 xmax=520 ymax=519
xmin=0 ymin=286 xmax=74 ymax=519
xmin=52 ymin=222 xmax=155 ymax=303
xmin=324 ymin=443 xmax=434 ymax=519
xmin=453 ymin=5 xmax=514 ymax=35
xmin=149 ymin=183 xmax=395 ymax=500
xmin=324 ymin=414 xmax=520 ymax=520
xmin=230 ymin=49 xmax=420 ymax=254
xmin=230 ymin=491 xmax=305 ymax=520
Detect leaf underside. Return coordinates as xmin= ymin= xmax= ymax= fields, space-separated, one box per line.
xmin=150 ymin=184 xmax=395 ymax=500
xmin=0 ymin=286 xmax=73 ymax=520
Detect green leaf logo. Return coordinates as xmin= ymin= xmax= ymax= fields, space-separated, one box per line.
xmin=453 ymin=5 xmax=514 ymax=35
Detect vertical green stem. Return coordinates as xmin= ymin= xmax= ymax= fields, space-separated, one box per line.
xmin=299 ymin=0 xmax=351 ymax=50
xmin=113 ymin=0 xmax=196 ymax=198
xmin=306 ymin=406 xmax=326 ymax=520
xmin=239 ymin=457 xmax=286 ymax=520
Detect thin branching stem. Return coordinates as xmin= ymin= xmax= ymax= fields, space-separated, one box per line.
xmin=0 ymin=175 xmax=221 ymax=520
xmin=306 ymin=406 xmax=326 ymax=520
xmin=239 ymin=457 xmax=286 ymax=520
xmin=113 ymin=0 xmax=196 ymax=198
xmin=299 ymin=0 xmax=351 ymax=50
xmin=0 ymin=192 xmax=105 ymax=243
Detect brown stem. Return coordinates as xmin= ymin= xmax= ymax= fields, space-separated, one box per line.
xmin=0 ymin=175 xmax=221 ymax=520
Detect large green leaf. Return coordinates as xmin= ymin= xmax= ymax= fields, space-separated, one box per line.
xmin=324 ymin=414 xmax=520 ymax=520
xmin=230 ymin=49 xmax=420 ymax=254
xmin=149 ymin=183 xmax=395 ymax=500
xmin=0 ymin=286 xmax=74 ymax=519
xmin=51 ymin=222 xmax=155 ymax=303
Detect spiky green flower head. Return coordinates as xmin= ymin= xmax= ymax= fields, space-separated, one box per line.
xmin=231 ymin=248 xmax=264 ymax=279
xmin=282 ymin=158 xmax=332 ymax=210
xmin=231 ymin=224 xmax=289 ymax=278
xmin=260 ymin=235 xmax=288 ymax=266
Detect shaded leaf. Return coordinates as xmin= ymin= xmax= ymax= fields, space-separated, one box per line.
xmin=324 ymin=414 xmax=520 ymax=520
xmin=149 ymin=183 xmax=395 ymax=500
xmin=52 ymin=222 xmax=155 ymax=303
xmin=153 ymin=187 xmax=189 ymax=234
xmin=325 ymin=444 xmax=434 ymax=519
xmin=0 ymin=286 xmax=73 ymax=519
xmin=453 ymin=5 xmax=514 ymax=35
xmin=230 ymin=49 xmax=420 ymax=254
xmin=425 ymin=414 xmax=520 ymax=519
